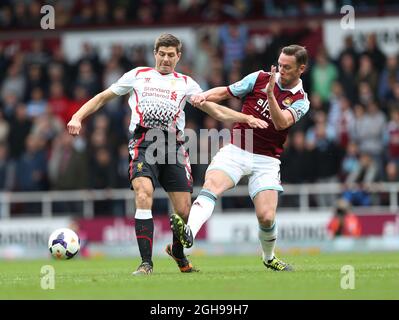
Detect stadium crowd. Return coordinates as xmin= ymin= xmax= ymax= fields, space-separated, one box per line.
xmin=1 ymin=1 xmax=399 ymax=213
xmin=2 ymin=0 xmax=399 ymax=30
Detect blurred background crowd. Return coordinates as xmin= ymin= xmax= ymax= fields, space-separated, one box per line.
xmin=1 ymin=0 xmax=399 ymax=213
xmin=2 ymin=0 xmax=399 ymax=29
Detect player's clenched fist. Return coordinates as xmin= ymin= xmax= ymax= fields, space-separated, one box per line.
xmin=67 ymin=117 xmax=82 ymax=136
xmin=190 ymin=93 xmax=206 ymax=107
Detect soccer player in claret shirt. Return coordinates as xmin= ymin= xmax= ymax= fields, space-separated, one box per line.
xmin=171 ymin=45 xmax=310 ymax=271
xmin=67 ymin=33 xmax=267 ymax=275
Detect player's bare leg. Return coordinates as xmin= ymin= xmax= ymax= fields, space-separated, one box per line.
xmin=253 ymin=190 xmax=293 ymax=271
xmin=166 ymin=192 xmax=198 ymax=272
xmin=171 ymin=170 xmax=234 ymax=248
xmin=132 ymin=177 xmax=154 ymax=276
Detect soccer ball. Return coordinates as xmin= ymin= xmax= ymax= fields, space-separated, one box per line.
xmin=48 ymin=228 xmax=80 ymax=260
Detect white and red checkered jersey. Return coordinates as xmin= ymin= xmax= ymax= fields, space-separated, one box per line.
xmin=109 ymin=67 xmax=202 ymax=133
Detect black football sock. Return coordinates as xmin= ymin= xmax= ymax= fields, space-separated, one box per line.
xmin=172 ymin=233 xmax=184 ymax=259
xmin=135 ymin=218 xmax=154 ymax=265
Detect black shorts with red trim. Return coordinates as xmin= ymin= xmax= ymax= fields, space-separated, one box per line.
xmin=128 ymin=126 xmax=193 ymax=193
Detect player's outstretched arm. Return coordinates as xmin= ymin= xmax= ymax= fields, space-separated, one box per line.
xmin=198 ymin=101 xmax=268 ymax=129
xmin=191 ymin=86 xmax=230 ymax=107
xmin=67 ymin=88 xmax=118 ymax=136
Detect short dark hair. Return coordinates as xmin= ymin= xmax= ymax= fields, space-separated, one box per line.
xmin=281 ymin=45 xmax=308 ymax=66
xmin=154 ymin=34 xmax=182 ymax=53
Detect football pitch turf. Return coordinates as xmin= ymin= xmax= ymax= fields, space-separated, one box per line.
xmin=0 ymin=252 xmax=398 ymax=300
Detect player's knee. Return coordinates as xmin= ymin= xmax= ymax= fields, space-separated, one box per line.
xmin=257 ymin=209 xmax=276 ymax=227
xmin=203 ymin=177 xmax=223 ymax=196
xmin=135 ymin=189 xmax=153 ymax=207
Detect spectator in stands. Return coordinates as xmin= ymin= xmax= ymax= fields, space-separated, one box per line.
xmin=340 ymin=141 xmax=360 ymax=182
xmin=25 ymin=39 xmax=49 ymax=67
xmin=7 ymin=103 xmax=32 ymax=160
xmin=24 ymin=64 xmax=46 ymax=101
xmin=356 ymin=54 xmax=379 ymax=96
xmin=351 ymin=101 xmax=386 ymax=178
xmin=47 ymin=63 xmax=67 ymax=94
xmin=49 ymin=131 xmax=89 ymax=190
xmin=386 ymin=107 xmax=399 ymax=165
xmin=76 ymin=61 xmax=100 ymax=97
xmin=342 ymin=152 xmax=378 ymax=206
xmin=48 ymin=131 xmax=88 ymax=214
xmin=281 ymin=130 xmax=314 ymax=184
xmin=102 ymin=59 xmax=124 ymax=118
xmin=76 ymin=43 xmax=101 ymax=73
xmin=13 ymin=2 xmax=28 ymax=28
xmin=115 ymin=143 xmax=129 ymax=189
xmin=338 ymin=35 xmax=359 ymax=70
xmin=89 ymin=146 xmax=117 ymax=215
xmin=193 ymin=34 xmax=216 ymax=89
xmin=31 ymin=108 xmax=64 ymax=151
xmin=0 ymin=143 xmax=14 ymax=190
xmin=26 ymin=87 xmax=47 ymax=119
xmin=241 ymin=38 xmax=263 ymax=76
xmin=1 ymin=91 xmax=18 ymax=120
xmin=15 ymin=133 xmax=48 ymax=192
xmin=327 ymin=198 xmax=361 ymax=237
xmin=308 ymin=119 xmax=343 ymax=206
xmin=202 ymin=0 xmax=227 ymax=22
xmin=337 ymin=52 xmax=358 ymax=104
xmin=218 ymin=22 xmax=248 ymax=72
xmin=26 ymin=1 xmax=42 ymax=28
xmin=113 ymin=5 xmax=129 ymax=25
xmin=0 ymin=6 xmax=13 ymax=29
xmin=378 ymin=55 xmax=399 ymax=103
xmin=362 ymin=33 xmax=385 ymax=73
xmin=48 ymin=82 xmax=71 ymax=125
xmin=1 ymin=64 xmax=25 ymax=101
xmin=72 ymin=5 xmax=94 ymax=26
xmin=0 ymin=109 xmax=10 ymax=144
xmin=0 ymin=44 xmax=9 ymax=86
xmin=94 ymin=0 xmax=110 ymax=25
xmin=328 ymin=94 xmax=354 ymax=150
xmin=387 ymin=82 xmax=399 ymax=111
xmin=385 ymin=161 xmax=399 ymax=182
xmin=136 ymin=2 xmax=156 ymax=25
xmin=380 ymin=161 xmax=399 ymax=206
xmin=127 ymin=45 xmax=148 ymax=69
xmin=311 ymin=46 xmax=338 ymax=103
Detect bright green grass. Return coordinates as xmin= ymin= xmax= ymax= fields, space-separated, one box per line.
xmin=0 ymin=252 xmax=398 ymax=300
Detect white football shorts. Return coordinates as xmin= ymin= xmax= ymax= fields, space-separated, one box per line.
xmin=206 ymin=143 xmax=283 ymax=199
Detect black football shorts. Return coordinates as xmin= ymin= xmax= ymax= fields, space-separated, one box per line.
xmin=128 ymin=126 xmax=193 ymax=193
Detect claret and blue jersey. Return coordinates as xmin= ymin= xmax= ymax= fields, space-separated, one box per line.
xmin=227 ymin=70 xmax=310 ymax=159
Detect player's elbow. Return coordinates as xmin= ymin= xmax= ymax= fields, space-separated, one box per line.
xmin=274 ymin=121 xmax=289 ymax=131
xmin=97 ymin=89 xmax=115 ymax=105
xmin=274 ymin=117 xmax=293 ymax=130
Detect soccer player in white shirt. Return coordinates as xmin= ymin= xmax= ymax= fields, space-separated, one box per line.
xmin=67 ymin=33 xmax=267 ymax=275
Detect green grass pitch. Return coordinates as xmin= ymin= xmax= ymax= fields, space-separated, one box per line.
xmin=0 ymin=252 xmax=398 ymax=300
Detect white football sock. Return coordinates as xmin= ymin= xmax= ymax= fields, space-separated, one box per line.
xmin=135 ymin=209 xmax=152 ymax=219
xmin=258 ymin=222 xmax=277 ymax=262
xmin=188 ymin=189 xmax=217 ymax=238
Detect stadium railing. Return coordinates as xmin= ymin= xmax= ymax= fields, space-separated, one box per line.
xmin=1 ymin=182 xmax=398 ymax=219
